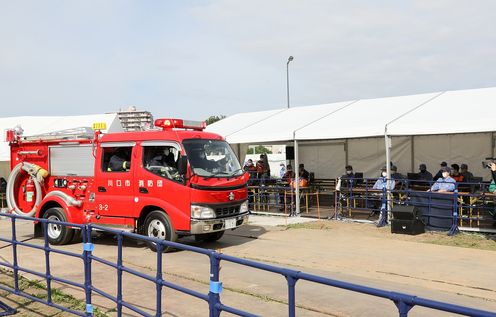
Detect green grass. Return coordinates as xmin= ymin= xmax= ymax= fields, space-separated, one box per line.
xmin=0 ymin=269 xmax=110 ymax=317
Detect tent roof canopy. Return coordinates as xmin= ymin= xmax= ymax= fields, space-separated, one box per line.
xmin=0 ymin=113 xmax=123 ymax=161
xmin=206 ymin=86 xmax=496 ymax=144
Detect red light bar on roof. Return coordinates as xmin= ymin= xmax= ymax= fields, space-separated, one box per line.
xmin=154 ymin=118 xmax=206 ymax=131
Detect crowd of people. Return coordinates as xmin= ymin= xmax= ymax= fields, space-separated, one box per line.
xmin=337 ymin=161 xmax=494 ymax=194
xmin=242 ymin=154 xmax=310 ymax=185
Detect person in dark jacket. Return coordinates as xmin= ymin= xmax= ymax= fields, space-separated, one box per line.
xmin=298 ymin=163 xmax=309 ymax=181
xmin=418 ymin=163 xmax=433 ymax=181
xmin=108 ymin=148 xmax=131 ymax=172
xmin=460 ymin=163 xmax=473 ymax=183
xmin=340 ymin=165 xmax=355 ymax=189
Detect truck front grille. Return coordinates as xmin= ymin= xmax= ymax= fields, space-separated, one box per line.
xmin=215 ymin=205 xmax=240 ymax=218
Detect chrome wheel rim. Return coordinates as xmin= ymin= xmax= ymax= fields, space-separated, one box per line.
xmin=147 ymin=220 xmax=166 ymax=240
xmin=47 ymin=215 xmax=62 ymax=239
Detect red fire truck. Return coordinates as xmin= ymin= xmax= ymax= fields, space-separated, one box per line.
xmin=6 ymin=119 xmax=249 ymax=250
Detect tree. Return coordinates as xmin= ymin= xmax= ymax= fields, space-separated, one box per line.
xmin=205 ymin=115 xmax=226 ymax=126
xmin=247 ymin=145 xmax=272 ymax=154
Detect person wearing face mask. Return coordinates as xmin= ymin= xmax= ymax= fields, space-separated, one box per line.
xmin=418 ymin=163 xmax=433 ymax=181
xmin=429 ymin=166 xmax=455 ymax=192
xmin=339 ymin=165 xmax=355 ymax=189
xmin=373 ymin=166 xmax=396 ymax=190
xmin=433 ymin=161 xmax=448 ymax=181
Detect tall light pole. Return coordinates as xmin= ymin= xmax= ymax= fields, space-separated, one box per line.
xmin=286 ymin=56 xmax=294 ymax=108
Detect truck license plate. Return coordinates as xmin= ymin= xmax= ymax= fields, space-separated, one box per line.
xmin=225 ymin=218 xmax=236 ymax=229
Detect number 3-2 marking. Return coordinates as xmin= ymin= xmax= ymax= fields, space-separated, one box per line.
xmin=98 ymin=204 xmax=109 ymax=211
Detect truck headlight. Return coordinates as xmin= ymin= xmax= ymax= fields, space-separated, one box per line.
xmin=191 ymin=205 xmax=216 ymax=219
xmin=240 ymin=200 xmax=249 ymax=213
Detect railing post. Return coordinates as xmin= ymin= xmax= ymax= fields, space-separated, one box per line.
xmin=208 ymin=252 xmax=222 ymax=317
xmin=155 ymin=242 xmax=163 ymax=317
xmin=43 ymin=222 xmax=52 ymax=304
xmin=11 ymin=218 xmax=19 ymax=293
xmin=83 ymin=225 xmax=94 ymax=316
xmin=365 ymin=179 xmax=369 ymax=209
xmin=117 ymin=234 xmax=123 ymax=316
xmin=286 ymin=274 xmax=297 ymax=317
xmin=448 ymin=188 xmax=460 ymax=236
xmin=395 ymin=299 xmax=413 ymax=317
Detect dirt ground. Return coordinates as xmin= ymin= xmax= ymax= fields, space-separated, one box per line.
xmin=0 ymin=216 xmax=495 ymax=316
xmin=284 ymin=219 xmax=496 ymax=251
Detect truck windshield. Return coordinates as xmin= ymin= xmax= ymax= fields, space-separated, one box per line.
xmin=183 ymin=139 xmax=243 ymax=178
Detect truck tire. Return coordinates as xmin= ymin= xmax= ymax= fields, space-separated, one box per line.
xmin=195 ymin=231 xmax=225 ymax=242
xmin=43 ymin=207 xmax=74 ymax=245
xmin=143 ymin=211 xmax=178 ymax=252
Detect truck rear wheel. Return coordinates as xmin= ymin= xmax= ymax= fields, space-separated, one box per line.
xmin=43 ymin=207 xmax=74 ymax=245
xmin=143 ymin=211 xmax=177 ymax=252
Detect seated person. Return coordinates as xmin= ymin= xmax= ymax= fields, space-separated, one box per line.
xmin=429 ymin=166 xmax=456 ymax=192
xmin=298 ymin=163 xmax=310 ymax=182
xmin=281 ymin=164 xmax=295 ymax=182
xmin=108 ymin=148 xmax=131 ymax=172
xmin=278 ymin=162 xmax=286 ymax=179
xmin=256 ymin=155 xmax=269 ymax=179
xmin=243 ymin=159 xmax=258 ymax=184
xmin=279 ymin=165 xmax=296 ymax=210
xmin=338 ymin=165 xmax=355 ymax=190
xmin=433 ymin=161 xmax=448 ymax=181
xmin=489 ymin=163 xmax=496 ymax=193
xmin=189 ymin=148 xmax=223 ymax=171
xmin=450 ymin=164 xmax=464 ymax=182
xmin=0 ymin=177 xmax=6 ymax=194
xmin=460 ymin=163 xmax=473 ymax=183
xmin=369 ymin=166 xmax=395 ymax=215
xmin=147 ymin=147 xmax=176 ymax=168
xmin=373 ymin=166 xmax=396 ymax=190
xmin=390 ymin=165 xmax=406 ymax=189
xmin=418 ymin=163 xmax=433 ymax=181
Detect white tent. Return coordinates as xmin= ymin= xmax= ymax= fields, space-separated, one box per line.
xmin=207 ymin=86 xmax=496 ymax=181
xmin=0 ymin=113 xmax=123 ymax=178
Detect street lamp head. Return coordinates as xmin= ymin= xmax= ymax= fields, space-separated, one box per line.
xmin=288 ymin=56 xmax=294 ymax=62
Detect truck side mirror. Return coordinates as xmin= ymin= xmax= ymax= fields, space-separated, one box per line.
xmin=178 ymin=156 xmax=188 ymax=175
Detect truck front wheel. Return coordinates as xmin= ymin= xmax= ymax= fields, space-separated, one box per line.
xmin=43 ymin=207 xmax=74 ymax=245
xmin=143 ymin=211 xmax=178 ymax=252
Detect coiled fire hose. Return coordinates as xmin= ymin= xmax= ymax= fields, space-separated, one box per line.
xmin=6 ymin=162 xmax=48 ymax=217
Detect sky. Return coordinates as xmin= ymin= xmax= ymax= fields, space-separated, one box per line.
xmin=1 ymin=1 xmax=496 ymax=121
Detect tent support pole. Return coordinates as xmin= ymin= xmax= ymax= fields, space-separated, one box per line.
xmin=384 ymin=128 xmax=392 ymax=221
xmin=294 ymin=138 xmax=300 ymax=215
xmin=492 ymin=132 xmax=495 ymax=158
xmin=344 ymin=139 xmax=349 ymax=166
xmin=410 ymin=136 xmax=415 ymax=173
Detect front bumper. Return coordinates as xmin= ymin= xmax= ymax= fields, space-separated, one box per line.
xmin=190 ymin=212 xmax=249 ymax=234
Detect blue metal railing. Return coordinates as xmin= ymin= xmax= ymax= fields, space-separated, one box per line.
xmin=0 ymin=213 xmax=495 ymax=316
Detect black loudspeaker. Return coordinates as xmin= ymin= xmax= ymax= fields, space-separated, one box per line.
xmin=391 ymin=205 xmax=424 ymax=235
xmin=391 ymin=219 xmax=425 ymax=235
xmin=391 ymin=205 xmax=420 ymax=220
xmin=286 ymin=146 xmax=294 ymax=160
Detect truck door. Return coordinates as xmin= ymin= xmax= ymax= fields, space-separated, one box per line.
xmin=138 ymin=141 xmax=190 ymax=230
xmin=93 ymin=142 xmax=136 ymax=218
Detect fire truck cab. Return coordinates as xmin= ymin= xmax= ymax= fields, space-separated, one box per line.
xmin=6 ymin=119 xmax=249 ymax=250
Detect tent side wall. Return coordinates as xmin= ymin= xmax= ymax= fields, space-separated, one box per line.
xmin=228 ymin=132 xmax=495 ymax=181
xmin=348 ymin=136 xmax=411 ymax=178
xmin=412 ymin=132 xmax=493 ymax=181
xmin=0 ymin=161 xmax=10 ymax=181
xmin=298 ymin=141 xmax=346 ymax=179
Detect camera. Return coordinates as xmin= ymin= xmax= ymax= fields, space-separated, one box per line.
xmin=482 ymin=157 xmax=496 ymax=169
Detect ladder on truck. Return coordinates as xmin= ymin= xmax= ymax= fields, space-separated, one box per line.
xmin=22 ymin=127 xmax=95 ymax=141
